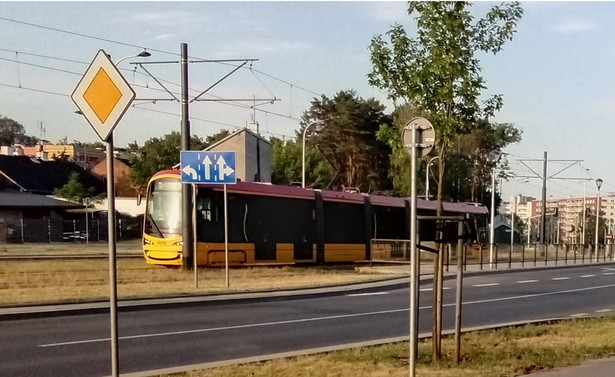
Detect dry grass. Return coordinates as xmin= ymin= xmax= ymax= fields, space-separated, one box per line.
xmin=0 ymin=256 xmax=395 ymax=306
xmin=159 ymin=316 xmax=615 ymax=377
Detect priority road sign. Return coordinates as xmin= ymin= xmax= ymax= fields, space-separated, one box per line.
xmin=72 ymin=50 xmax=136 ymax=141
xmin=180 ymin=151 xmax=237 ymax=184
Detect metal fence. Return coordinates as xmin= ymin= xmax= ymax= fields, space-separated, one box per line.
xmin=370 ymin=240 xmax=615 ymax=270
xmin=1 ymin=217 xmax=142 ymax=243
xmin=460 ymin=243 xmax=614 ymax=270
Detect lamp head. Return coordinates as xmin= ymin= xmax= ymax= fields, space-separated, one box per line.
xmin=137 ymin=50 xmax=151 ymax=58
xmin=596 ymin=178 xmax=603 ymax=190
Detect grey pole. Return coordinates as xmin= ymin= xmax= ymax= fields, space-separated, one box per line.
xmin=409 ymin=124 xmax=418 ymax=377
xmin=454 ymin=220 xmax=464 ymax=363
xmin=540 ymin=151 xmax=547 ymax=244
xmin=224 ymin=184 xmax=230 ymax=288
xmin=181 ymin=42 xmax=194 ymax=270
xmin=106 ymin=133 xmax=119 ymax=377
xmin=582 ymin=169 xmax=588 ymax=245
xmin=595 ymin=178 xmax=603 ymax=262
xmin=489 ymin=168 xmax=495 ymax=268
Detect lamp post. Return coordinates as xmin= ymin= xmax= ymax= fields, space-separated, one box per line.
xmin=489 ymin=164 xmax=497 ymax=269
xmin=301 ymin=119 xmax=327 ymax=188
xmin=595 ymin=178 xmax=603 ymax=262
xmin=582 ymin=168 xmax=589 ymax=245
xmin=426 ymin=156 xmax=439 ymax=200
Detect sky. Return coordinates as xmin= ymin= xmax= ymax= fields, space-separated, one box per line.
xmin=1 ymin=1 xmax=615 ymax=202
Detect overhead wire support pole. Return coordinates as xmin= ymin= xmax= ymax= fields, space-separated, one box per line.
xmin=181 ymin=42 xmax=194 ymax=271
xmin=191 ymin=61 xmax=249 ymax=102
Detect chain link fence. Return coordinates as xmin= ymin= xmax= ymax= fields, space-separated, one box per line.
xmin=0 ymin=217 xmax=142 ymax=243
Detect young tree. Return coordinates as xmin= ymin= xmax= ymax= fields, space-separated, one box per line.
xmin=369 ymin=1 xmax=524 ymax=210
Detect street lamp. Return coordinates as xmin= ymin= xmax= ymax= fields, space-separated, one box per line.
xmin=426 ymin=156 xmax=439 ymax=200
xmin=114 ymin=50 xmax=151 ymax=66
xmin=301 ymin=119 xmax=327 ymax=188
xmin=595 ymin=178 xmax=603 ymax=262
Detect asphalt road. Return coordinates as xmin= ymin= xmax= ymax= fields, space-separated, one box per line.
xmin=2 ymin=264 xmax=615 ymax=377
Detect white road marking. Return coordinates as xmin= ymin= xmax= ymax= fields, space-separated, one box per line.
xmin=346 ymin=292 xmax=389 ymax=297
xmin=552 ymin=277 xmax=570 ymax=281
xmin=420 ymin=287 xmax=451 ymax=292
xmin=40 ymin=282 xmax=615 ymax=348
xmin=472 ymin=283 xmax=500 ymax=287
xmin=569 ymin=313 xmax=589 ymax=317
xmin=603 ymin=272 xmax=615 ymax=276
xmin=580 ymin=275 xmax=595 ymax=278
xmin=595 ymin=309 xmax=613 ymax=313
xmin=516 ymin=280 xmax=539 ymax=284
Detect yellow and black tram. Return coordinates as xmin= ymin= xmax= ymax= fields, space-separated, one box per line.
xmin=142 ymin=169 xmax=488 ymax=266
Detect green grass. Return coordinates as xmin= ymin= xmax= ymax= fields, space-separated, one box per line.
xmin=158 ymin=316 xmax=615 ymax=377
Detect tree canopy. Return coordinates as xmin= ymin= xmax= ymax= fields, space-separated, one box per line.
xmin=299 ymin=90 xmax=393 ymax=192
xmin=53 ymin=172 xmax=96 ymax=203
xmin=128 ymin=131 xmax=207 ymax=190
xmin=0 ymin=115 xmax=38 ymax=146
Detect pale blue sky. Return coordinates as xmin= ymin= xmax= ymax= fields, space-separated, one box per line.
xmin=1 ymin=1 xmax=614 ymax=200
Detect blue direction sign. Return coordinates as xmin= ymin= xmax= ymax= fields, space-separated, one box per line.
xmin=180 ymin=151 xmax=237 ymax=184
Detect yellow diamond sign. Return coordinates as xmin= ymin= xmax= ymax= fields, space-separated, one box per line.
xmin=72 ymin=50 xmax=135 ymax=141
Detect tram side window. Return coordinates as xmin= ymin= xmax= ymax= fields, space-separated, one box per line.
xmin=196 ymin=196 xmax=217 ymax=222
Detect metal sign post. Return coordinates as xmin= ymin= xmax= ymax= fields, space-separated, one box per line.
xmin=402 ymin=117 xmax=435 ymax=377
xmin=72 ymin=49 xmax=138 ymax=377
xmin=180 ymin=151 xmax=236 ymax=288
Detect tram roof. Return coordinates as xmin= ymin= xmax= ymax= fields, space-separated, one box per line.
xmin=151 ymin=170 xmax=488 ymax=215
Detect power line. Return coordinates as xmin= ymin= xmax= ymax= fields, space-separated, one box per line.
xmin=0 ymin=16 xmax=324 ymax=98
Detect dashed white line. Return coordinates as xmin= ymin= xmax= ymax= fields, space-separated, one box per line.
xmin=346 ymin=292 xmax=389 ymax=297
xmin=420 ymin=287 xmax=451 ymax=292
xmin=516 ymin=280 xmax=539 ymax=284
xmin=603 ymin=272 xmax=615 ymax=276
xmin=595 ymin=309 xmax=613 ymax=313
xmin=580 ymin=275 xmax=595 ymax=278
xmin=552 ymin=277 xmax=570 ymax=281
xmin=472 ymin=283 xmax=500 ymax=287
xmin=570 ymin=313 xmax=589 ymax=317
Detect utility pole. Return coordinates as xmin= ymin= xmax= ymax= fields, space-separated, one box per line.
xmin=541 ymin=151 xmax=547 ymax=244
xmin=517 ymin=153 xmax=585 ymax=245
xmin=136 ymin=45 xmax=268 ymax=271
xmin=180 ymin=43 xmax=194 ymax=270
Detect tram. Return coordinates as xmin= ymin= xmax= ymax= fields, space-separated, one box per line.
xmin=142 ymin=169 xmax=488 ymax=266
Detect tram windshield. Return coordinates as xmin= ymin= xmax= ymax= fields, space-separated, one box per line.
xmin=144 ymin=177 xmax=182 ymax=238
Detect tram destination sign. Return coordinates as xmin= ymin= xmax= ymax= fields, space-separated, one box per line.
xmin=180 ymin=151 xmax=237 ymax=184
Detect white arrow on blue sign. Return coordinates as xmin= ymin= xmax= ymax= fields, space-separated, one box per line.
xmin=180 ymin=151 xmax=237 ymax=184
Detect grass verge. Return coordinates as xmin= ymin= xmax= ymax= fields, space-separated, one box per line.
xmin=0 ymin=258 xmax=396 ymax=306
xmin=158 ymin=316 xmax=615 ymax=377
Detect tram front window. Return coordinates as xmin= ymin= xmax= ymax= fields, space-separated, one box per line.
xmin=145 ymin=178 xmax=182 ymax=238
